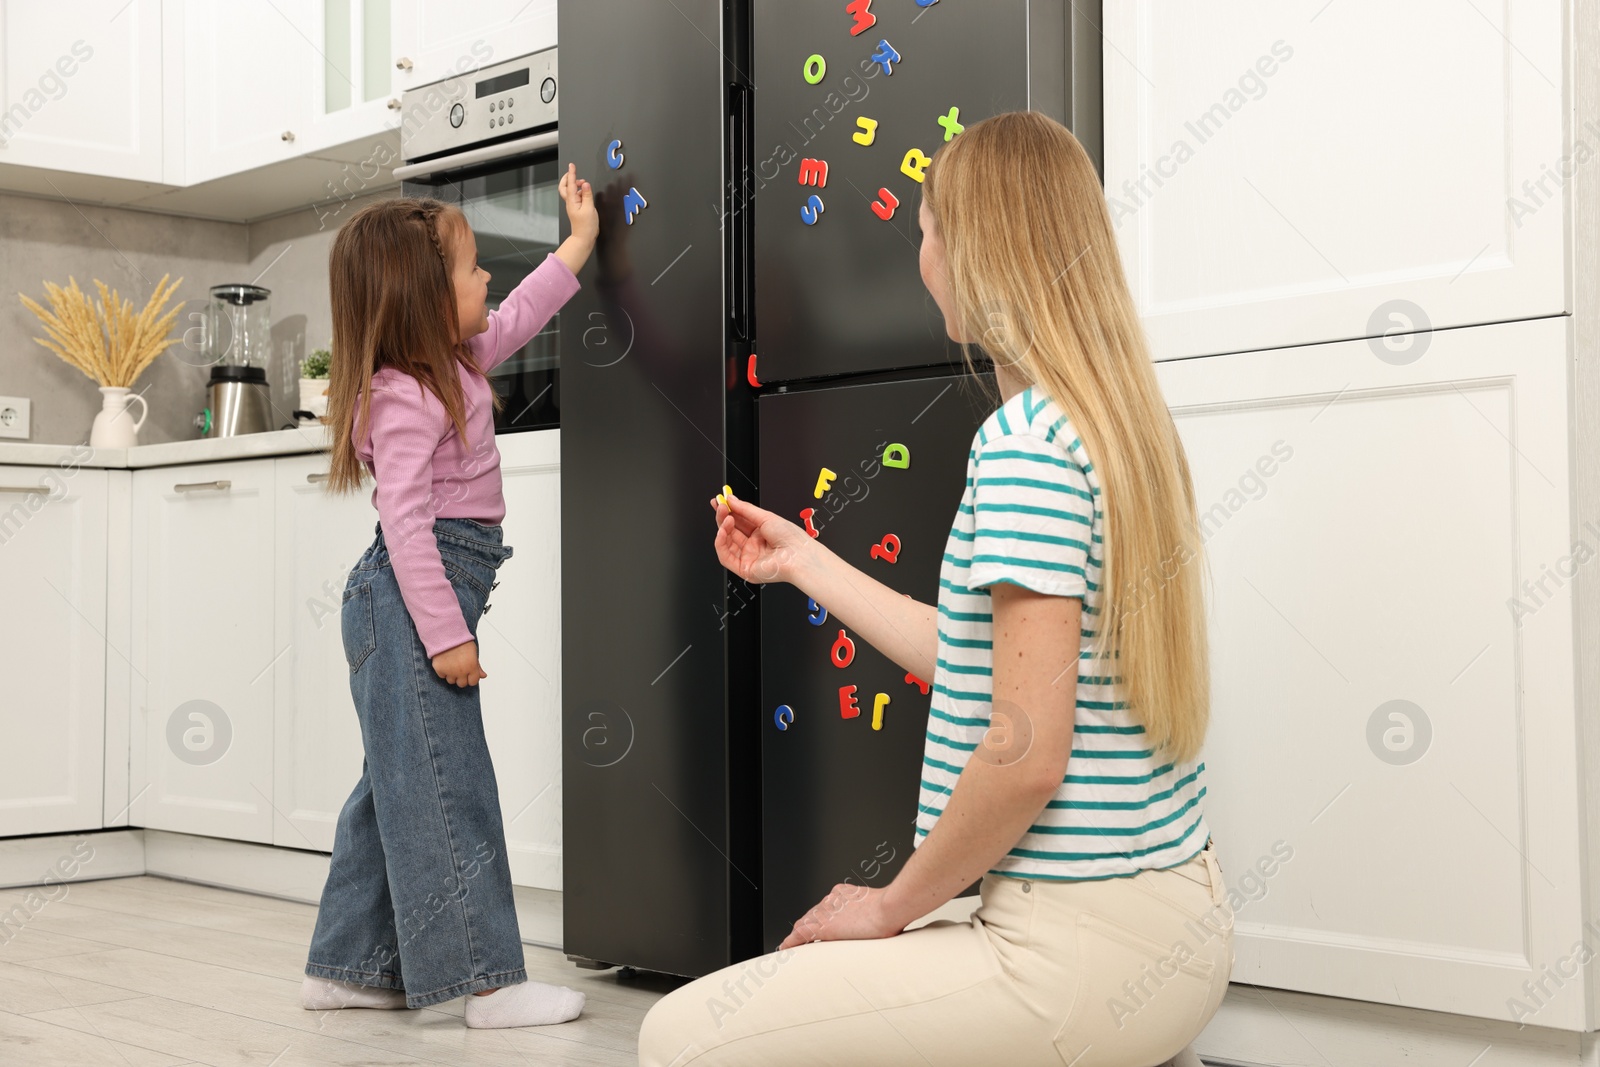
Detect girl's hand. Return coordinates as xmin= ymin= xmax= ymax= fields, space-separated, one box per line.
xmin=710 ymin=488 xmax=813 ymax=585
xmin=778 ymin=884 xmax=906 ymax=950
xmin=558 ymin=163 xmax=598 ymax=246
xmin=432 ymin=640 xmax=487 ymax=686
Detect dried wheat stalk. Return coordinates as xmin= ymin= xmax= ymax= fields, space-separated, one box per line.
xmin=19 ymin=274 xmax=184 ymax=388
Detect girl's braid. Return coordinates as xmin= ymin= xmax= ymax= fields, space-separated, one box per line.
xmin=420 ymin=202 xmax=452 ymax=273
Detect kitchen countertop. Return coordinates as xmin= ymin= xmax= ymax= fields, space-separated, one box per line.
xmin=0 ymin=424 xmax=335 ymax=469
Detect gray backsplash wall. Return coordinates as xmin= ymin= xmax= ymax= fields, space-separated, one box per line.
xmin=0 ymin=187 xmax=397 ymax=446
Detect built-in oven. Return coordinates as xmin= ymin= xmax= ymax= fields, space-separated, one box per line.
xmin=394 ymin=47 xmax=562 ymax=433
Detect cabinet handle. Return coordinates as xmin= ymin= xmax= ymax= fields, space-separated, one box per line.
xmin=0 ymin=483 xmax=46 ymax=495
xmin=306 ymin=472 xmax=328 ymax=483
xmin=281 ymin=130 xmax=296 ymax=142
xmin=395 ymin=56 xmax=413 ymax=71
xmin=387 ymin=98 xmax=401 ymax=110
xmin=175 ymin=479 xmax=232 ymax=493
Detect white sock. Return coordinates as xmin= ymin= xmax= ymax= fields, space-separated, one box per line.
xmin=463 ymin=980 xmax=585 ymax=1028
xmin=301 ymin=975 xmax=408 ymax=1010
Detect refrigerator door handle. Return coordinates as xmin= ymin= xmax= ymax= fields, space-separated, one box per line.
xmin=728 ymin=83 xmax=753 ymax=344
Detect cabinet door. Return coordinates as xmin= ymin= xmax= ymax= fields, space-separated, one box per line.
xmin=0 ymin=465 xmax=107 ymax=837
xmin=178 ymin=0 xmax=316 ymax=184
xmin=1105 ymin=0 xmax=1565 ymax=360
xmin=391 ymin=0 xmax=550 ymax=90
xmin=271 ymin=453 xmax=375 ymax=852
xmin=0 ymin=0 xmax=164 ymax=181
xmin=478 ymin=431 xmax=562 ymax=889
xmin=130 ymin=460 xmax=276 ymax=843
xmin=1154 ymin=316 xmax=1583 ymax=1026
xmin=295 ymin=0 xmax=406 ymax=158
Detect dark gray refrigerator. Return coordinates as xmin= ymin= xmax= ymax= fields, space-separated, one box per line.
xmin=559 ymin=0 xmax=1101 ymax=976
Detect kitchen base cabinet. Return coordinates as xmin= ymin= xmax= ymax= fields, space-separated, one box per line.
xmin=130 ymin=459 xmax=277 ymax=844
xmin=480 ymin=431 xmax=562 ymax=891
xmin=0 ymin=465 xmax=108 ymax=838
xmin=271 ymin=453 xmax=376 ymax=852
xmin=1155 ymin=315 xmax=1583 ymax=1027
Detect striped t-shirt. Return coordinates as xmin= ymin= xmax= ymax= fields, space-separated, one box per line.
xmin=914 ymin=385 xmax=1210 ymax=882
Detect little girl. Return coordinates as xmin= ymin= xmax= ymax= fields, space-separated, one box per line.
xmin=300 ymin=166 xmax=597 ymax=1029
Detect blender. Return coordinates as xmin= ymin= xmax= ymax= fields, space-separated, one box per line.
xmin=194 ymin=283 xmax=274 ymax=438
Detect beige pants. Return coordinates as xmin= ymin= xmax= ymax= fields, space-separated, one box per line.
xmin=638 ymin=845 xmax=1234 ymax=1067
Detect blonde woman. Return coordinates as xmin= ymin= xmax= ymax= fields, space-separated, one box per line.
xmin=639 ymin=112 xmax=1230 ymax=1067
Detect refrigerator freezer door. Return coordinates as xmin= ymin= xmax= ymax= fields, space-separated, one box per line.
xmin=752 ymin=0 xmax=1070 ymax=384
xmin=757 ymin=372 xmax=994 ymax=950
xmin=558 ymin=0 xmax=740 ymax=978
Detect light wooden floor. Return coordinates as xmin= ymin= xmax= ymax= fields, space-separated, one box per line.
xmin=0 ymin=874 xmax=685 ymax=1066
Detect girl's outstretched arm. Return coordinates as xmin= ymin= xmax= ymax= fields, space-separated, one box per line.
xmin=711 ymin=488 xmax=937 ymax=682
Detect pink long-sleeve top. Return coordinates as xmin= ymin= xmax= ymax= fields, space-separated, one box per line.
xmin=353 ymin=252 xmax=580 ymax=657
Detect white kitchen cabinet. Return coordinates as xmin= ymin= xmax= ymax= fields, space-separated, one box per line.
xmin=130 ymin=459 xmax=277 ymax=844
xmin=0 ymin=0 xmax=165 ymax=181
xmin=0 ymin=464 xmax=108 ymax=837
xmin=174 ymin=0 xmax=318 ymax=184
xmin=391 ymin=0 xmax=551 ymax=91
xmin=1155 ymin=315 xmax=1584 ymax=1026
xmin=478 ymin=430 xmax=562 ymax=889
xmin=1104 ymin=0 xmax=1566 ymax=361
xmin=270 ymin=453 xmax=375 ymax=852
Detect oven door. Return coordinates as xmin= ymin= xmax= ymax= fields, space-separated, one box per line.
xmin=400 ymin=132 xmax=563 ymax=433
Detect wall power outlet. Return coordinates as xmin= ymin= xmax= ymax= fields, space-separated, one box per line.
xmin=0 ymin=397 xmax=31 ymax=440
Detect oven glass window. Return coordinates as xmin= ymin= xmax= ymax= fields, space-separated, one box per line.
xmin=411 ymin=156 xmax=563 ymax=431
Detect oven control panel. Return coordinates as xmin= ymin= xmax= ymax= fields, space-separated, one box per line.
xmin=400 ymin=47 xmax=557 ymax=164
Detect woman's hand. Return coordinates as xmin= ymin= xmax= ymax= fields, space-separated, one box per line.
xmin=710 ymin=488 xmax=814 ymax=585
xmin=777 ymin=883 xmax=907 ymax=950
xmin=432 ymin=640 xmax=487 ymax=687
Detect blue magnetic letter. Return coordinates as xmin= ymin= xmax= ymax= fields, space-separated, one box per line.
xmin=623 ymin=186 xmax=648 ymax=224
xmin=870 ymin=39 xmax=901 ymax=76
xmin=800 ymin=193 xmax=825 ymax=225
xmin=606 ymin=139 xmax=624 ymax=169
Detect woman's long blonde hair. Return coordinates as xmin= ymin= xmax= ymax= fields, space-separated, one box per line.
xmin=923 ymin=111 xmax=1210 ymax=764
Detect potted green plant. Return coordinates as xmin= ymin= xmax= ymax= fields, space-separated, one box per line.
xmin=299 ymin=347 xmax=331 ymax=420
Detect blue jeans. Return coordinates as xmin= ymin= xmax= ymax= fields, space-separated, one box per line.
xmin=304 ymin=516 xmax=526 ymax=1009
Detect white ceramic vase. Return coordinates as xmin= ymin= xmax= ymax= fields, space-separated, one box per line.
xmin=89 ymin=386 xmax=148 ymax=448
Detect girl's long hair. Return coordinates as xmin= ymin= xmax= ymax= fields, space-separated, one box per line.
xmin=923 ymin=111 xmax=1210 ymax=764
xmin=323 ymin=197 xmax=501 ymax=495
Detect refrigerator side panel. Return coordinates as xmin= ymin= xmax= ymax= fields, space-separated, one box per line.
xmin=751 ymin=0 xmax=1057 ymax=384
xmin=757 ymin=373 xmax=994 ymax=951
xmin=558 ymin=0 xmax=734 ymax=977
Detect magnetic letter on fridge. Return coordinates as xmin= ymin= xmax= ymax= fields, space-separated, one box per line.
xmin=775 ymin=704 xmax=795 ymax=731
xmin=838 ymin=685 xmax=861 ymax=719
xmin=797 ymin=158 xmax=829 ymax=187
xmin=901 ymin=148 xmax=931 ymax=183
xmin=831 ymin=629 xmax=856 ymax=668
xmin=845 ymin=0 xmax=876 ymax=36
xmin=800 ymin=194 xmax=825 ymax=225
xmin=937 ymin=106 xmax=963 ymax=141
xmin=623 ymin=187 xmax=648 ymax=224
xmin=870 ymin=39 xmax=900 ymax=76
xmin=852 ymin=116 xmax=878 ymax=146
xmin=814 ymin=467 xmax=837 ymax=499
xmin=882 ymin=442 xmax=910 ymax=468
xmin=804 ymin=54 xmax=827 ymax=84
xmin=870 ymin=188 xmax=899 ymax=221
xmin=605 ymin=138 xmax=624 ymax=169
